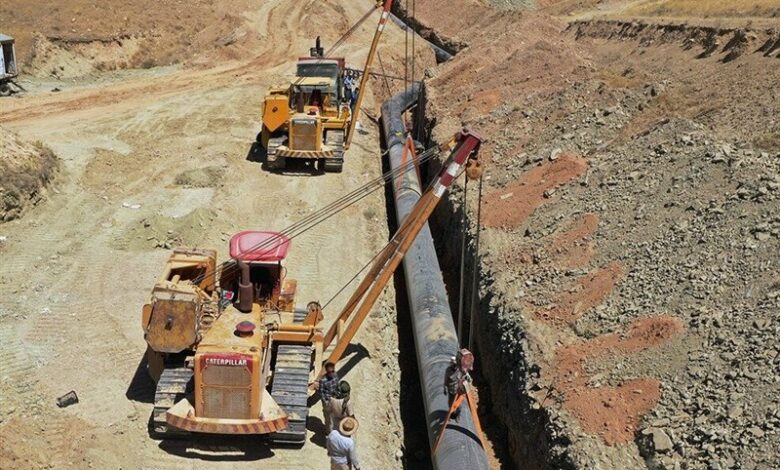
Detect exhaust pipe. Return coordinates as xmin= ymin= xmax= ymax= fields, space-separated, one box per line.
xmin=382 ymin=83 xmax=489 ymax=470
xmin=237 ymin=261 xmax=253 ymax=313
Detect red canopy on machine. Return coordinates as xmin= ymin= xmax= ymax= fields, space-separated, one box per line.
xmin=229 ymin=231 xmax=290 ymax=262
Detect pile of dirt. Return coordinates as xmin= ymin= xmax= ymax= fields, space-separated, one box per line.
xmin=174 ymin=165 xmax=225 ymax=188
xmin=114 ymin=207 xmax=218 ymax=251
xmin=412 ymin=3 xmax=779 ymax=469
xmin=619 ymin=0 xmax=780 ymax=19
xmin=570 ymin=19 xmax=780 ymax=62
xmin=0 ymin=126 xmax=58 ymax=222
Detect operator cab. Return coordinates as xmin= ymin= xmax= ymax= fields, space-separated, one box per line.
xmin=290 ymin=78 xmax=335 ymax=114
xmin=295 ymin=40 xmax=345 ymax=107
xmin=226 ymin=231 xmax=294 ymax=311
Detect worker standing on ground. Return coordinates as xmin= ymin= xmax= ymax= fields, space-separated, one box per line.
xmin=326 ymin=380 xmax=355 ymax=431
xmin=316 ymin=361 xmax=340 ymax=431
xmin=326 ymin=416 xmax=361 ymax=470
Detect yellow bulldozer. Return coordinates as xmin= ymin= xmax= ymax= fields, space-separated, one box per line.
xmin=260 ymin=39 xmax=350 ymax=173
xmin=142 ymin=231 xmax=318 ymax=443
xmin=140 ymin=128 xmax=483 ymax=446
xmin=258 ymin=1 xmax=395 ymax=173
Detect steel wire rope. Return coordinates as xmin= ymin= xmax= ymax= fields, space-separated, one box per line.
xmin=319 ymin=152 xmax=471 ymax=317
xmin=467 ymin=172 xmax=484 ymax=351
xmin=190 ymin=145 xmax=443 ymax=288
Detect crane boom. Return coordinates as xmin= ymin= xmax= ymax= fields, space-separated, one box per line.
xmin=345 ymin=0 xmax=395 ymax=150
xmin=321 ymin=128 xmax=483 ymax=372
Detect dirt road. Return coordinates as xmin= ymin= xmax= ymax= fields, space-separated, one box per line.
xmin=0 ymin=1 xmax=417 ymax=468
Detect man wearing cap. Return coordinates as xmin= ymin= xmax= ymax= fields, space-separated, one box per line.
xmin=326 ymin=380 xmax=355 ymax=431
xmin=326 ymin=416 xmax=361 ymax=470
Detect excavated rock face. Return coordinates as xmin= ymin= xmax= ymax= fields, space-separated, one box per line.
xmin=0 ymin=127 xmax=58 ymax=222
xmin=414 ymin=3 xmax=780 ymax=469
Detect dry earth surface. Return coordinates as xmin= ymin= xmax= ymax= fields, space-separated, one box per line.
xmin=4 ymin=1 xmax=780 ymax=469
xmin=0 ymin=1 xmax=437 ymax=469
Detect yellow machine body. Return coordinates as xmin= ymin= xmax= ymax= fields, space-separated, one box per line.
xmin=259 ymin=56 xmax=351 ymax=172
xmin=141 ymin=237 xmax=324 ymax=439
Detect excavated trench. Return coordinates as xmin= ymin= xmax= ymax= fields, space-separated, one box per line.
xmin=428 ymin=178 xmax=573 ymax=470
xmin=376 ymin=8 xmax=576 ymax=469
xmin=414 ymin=86 xmax=579 ymax=469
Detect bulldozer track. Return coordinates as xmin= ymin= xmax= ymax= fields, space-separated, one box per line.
xmin=266 ymin=136 xmax=286 ymax=170
xmin=152 ymin=367 xmax=194 ymax=438
xmin=269 ymin=343 xmax=313 ymax=445
xmin=324 ymin=130 xmax=345 ymax=173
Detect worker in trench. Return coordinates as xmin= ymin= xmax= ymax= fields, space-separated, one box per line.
xmin=326 ymin=416 xmax=361 ymax=470
xmin=326 ymin=380 xmax=355 ymax=431
xmin=315 ymin=361 xmax=340 ymax=431
xmin=444 ymin=349 xmax=474 ymax=421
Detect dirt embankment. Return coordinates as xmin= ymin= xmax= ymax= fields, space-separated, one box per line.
xmin=570 ymin=19 xmax=780 ymax=62
xmin=0 ymin=127 xmax=58 ymax=222
xmin=416 ymin=3 xmax=779 ymax=469
xmin=1 ymin=0 xmax=258 ymax=78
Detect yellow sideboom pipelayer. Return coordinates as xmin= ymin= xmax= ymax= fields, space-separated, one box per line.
xmin=258 ymin=0 xmax=394 ymax=173
xmin=140 ymin=128 xmax=482 ymax=446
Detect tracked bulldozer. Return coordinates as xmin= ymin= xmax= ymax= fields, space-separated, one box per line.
xmin=141 ymin=128 xmax=483 ymax=445
xmin=258 ymin=1 xmax=395 ymax=173
xmin=142 ymin=231 xmax=320 ymax=443
xmin=260 ymin=38 xmax=349 ymax=173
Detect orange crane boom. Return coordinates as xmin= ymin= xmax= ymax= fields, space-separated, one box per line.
xmin=320 ymin=128 xmax=483 ymax=373
xmin=345 ymin=0 xmax=395 ymax=150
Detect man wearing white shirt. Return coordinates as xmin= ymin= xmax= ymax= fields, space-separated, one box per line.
xmin=326 ymin=416 xmax=361 ymax=470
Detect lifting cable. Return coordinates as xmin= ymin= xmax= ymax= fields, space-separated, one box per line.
xmin=285 ymin=3 xmax=379 ymax=88
xmin=321 ymin=151 xmax=472 ymax=315
xmin=411 ymin=0 xmax=416 ymax=86
xmin=456 ymin=169 xmax=484 ymax=348
xmin=456 ymin=177 xmax=468 ymax=345
xmin=190 ymin=144 xmax=444 ymax=288
xmin=404 ymin=0 xmax=409 ymax=92
xmin=467 ymin=173 xmax=484 ymax=351
xmin=376 ymin=52 xmax=393 ymax=97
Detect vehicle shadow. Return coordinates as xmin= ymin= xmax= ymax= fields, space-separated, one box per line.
xmin=158 ymin=435 xmax=276 ymax=461
xmin=245 ymin=140 xmax=323 ymax=176
xmin=125 ymin=352 xmax=155 ymax=404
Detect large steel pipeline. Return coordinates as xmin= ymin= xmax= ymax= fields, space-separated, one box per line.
xmin=382 ymin=84 xmax=490 ymax=470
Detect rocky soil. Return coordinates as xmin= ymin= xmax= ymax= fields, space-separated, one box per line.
xmin=410 ymin=2 xmax=779 ymax=469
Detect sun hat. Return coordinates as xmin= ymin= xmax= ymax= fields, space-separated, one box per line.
xmin=339 ymin=416 xmax=359 ymax=436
